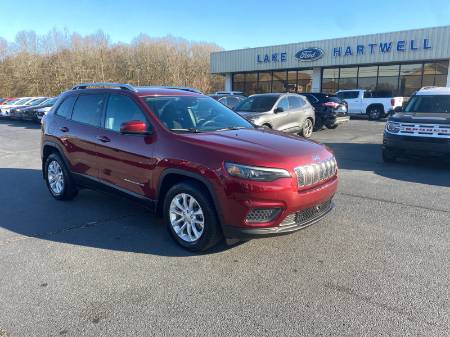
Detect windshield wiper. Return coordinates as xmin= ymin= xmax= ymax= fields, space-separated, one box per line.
xmin=215 ymin=126 xmax=247 ymax=131
xmin=170 ymin=128 xmax=202 ymax=133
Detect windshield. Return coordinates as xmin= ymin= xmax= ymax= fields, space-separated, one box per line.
xmin=235 ymin=95 xmax=279 ymax=113
xmin=14 ymin=98 xmax=30 ymax=105
xmin=404 ymin=95 xmax=450 ymax=113
xmin=145 ymin=96 xmax=253 ymax=132
xmin=41 ymin=97 xmax=57 ymax=106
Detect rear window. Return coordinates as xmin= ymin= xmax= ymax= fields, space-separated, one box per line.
xmin=337 ymin=91 xmax=359 ymax=99
xmin=235 ymin=95 xmax=279 ymax=112
xmin=404 ymin=95 xmax=450 ymax=113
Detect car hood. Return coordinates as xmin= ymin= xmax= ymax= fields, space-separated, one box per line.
xmin=179 ymin=128 xmax=333 ymax=169
xmin=390 ymin=112 xmax=450 ymax=125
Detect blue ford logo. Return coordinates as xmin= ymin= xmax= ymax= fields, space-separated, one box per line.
xmin=295 ymin=47 xmax=324 ymax=61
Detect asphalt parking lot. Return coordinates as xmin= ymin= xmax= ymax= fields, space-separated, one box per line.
xmin=0 ymin=118 xmax=449 ymax=337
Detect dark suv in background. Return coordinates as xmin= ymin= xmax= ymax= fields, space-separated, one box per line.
xmin=302 ymin=93 xmax=349 ymax=130
xmin=41 ymin=83 xmax=338 ymax=251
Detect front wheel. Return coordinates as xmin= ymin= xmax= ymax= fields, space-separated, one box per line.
xmin=164 ymin=181 xmax=222 ymax=252
xmin=300 ymin=118 xmax=313 ymax=138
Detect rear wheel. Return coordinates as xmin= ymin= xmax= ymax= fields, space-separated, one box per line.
xmin=164 ymin=181 xmax=222 ymax=252
xmin=368 ymin=106 xmax=383 ymax=120
xmin=382 ymin=148 xmax=397 ymax=163
xmin=300 ymin=118 xmax=314 ymax=138
xmin=313 ymin=117 xmax=324 ymax=131
xmin=45 ymin=153 xmax=78 ymax=200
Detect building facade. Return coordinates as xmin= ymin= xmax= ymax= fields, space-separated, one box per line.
xmin=210 ymin=26 xmax=450 ymax=97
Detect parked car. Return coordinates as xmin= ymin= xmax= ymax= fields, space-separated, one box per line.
xmin=0 ymin=98 xmax=16 ymax=105
xmin=14 ymin=97 xmax=56 ymax=121
xmin=215 ymin=91 xmax=244 ymax=96
xmin=336 ymin=89 xmax=404 ymax=120
xmin=10 ymin=97 xmax=49 ymax=119
xmin=0 ymin=97 xmax=35 ymax=117
xmin=41 ymin=83 xmax=338 ymax=252
xmin=383 ymin=87 xmax=450 ymax=162
xmin=209 ymin=94 xmax=246 ymax=110
xmin=234 ymin=93 xmax=315 ymax=138
xmin=302 ymin=93 xmax=350 ymax=130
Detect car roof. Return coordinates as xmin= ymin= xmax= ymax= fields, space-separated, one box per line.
xmin=416 ymin=87 xmax=450 ymax=95
xmin=68 ymin=87 xmax=203 ymax=98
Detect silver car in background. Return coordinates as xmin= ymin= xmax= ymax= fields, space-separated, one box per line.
xmin=234 ymin=93 xmax=316 ymax=138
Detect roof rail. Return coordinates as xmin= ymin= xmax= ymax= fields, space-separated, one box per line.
xmin=71 ymin=82 xmax=137 ymax=92
xmin=419 ymin=86 xmax=438 ymax=90
xmin=141 ymin=86 xmax=203 ymax=94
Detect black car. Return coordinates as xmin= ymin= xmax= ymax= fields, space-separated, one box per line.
xmin=382 ymin=87 xmax=450 ymax=162
xmin=209 ymin=94 xmax=246 ymax=110
xmin=13 ymin=97 xmax=56 ymax=121
xmin=302 ymin=93 xmax=350 ymax=130
xmin=10 ymin=97 xmax=49 ymax=120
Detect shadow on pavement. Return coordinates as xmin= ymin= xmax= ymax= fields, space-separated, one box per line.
xmin=0 ymin=118 xmax=41 ymax=130
xmin=0 ymin=168 xmax=237 ymax=257
xmin=324 ymin=142 xmax=450 ymax=188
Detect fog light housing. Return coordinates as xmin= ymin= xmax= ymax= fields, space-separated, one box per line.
xmin=245 ymin=208 xmax=281 ymax=223
xmin=386 ymin=121 xmax=400 ymax=133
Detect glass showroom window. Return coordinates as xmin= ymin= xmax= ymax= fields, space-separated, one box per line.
xmin=338 ymin=67 xmax=358 ymax=90
xmin=287 ymin=71 xmax=297 ymax=92
xmin=272 ymin=71 xmax=287 ymax=93
xmin=233 ymin=73 xmax=245 ymax=93
xmin=246 ymin=72 xmax=258 ymax=95
xmin=399 ymin=63 xmax=423 ymax=97
xmin=257 ymin=72 xmax=272 ymax=93
xmin=297 ymin=69 xmax=313 ymax=93
xmin=423 ymin=60 xmax=449 ymax=87
xmin=376 ymin=65 xmax=400 ymax=96
xmin=358 ymin=66 xmax=378 ymax=91
xmin=322 ymin=68 xmax=339 ymax=93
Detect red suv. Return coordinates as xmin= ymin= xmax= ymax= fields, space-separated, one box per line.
xmin=41 ymin=83 xmax=338 ymax=251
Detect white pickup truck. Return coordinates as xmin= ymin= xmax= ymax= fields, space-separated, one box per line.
xmin=336 ymin=89 xmax=404 ymax=120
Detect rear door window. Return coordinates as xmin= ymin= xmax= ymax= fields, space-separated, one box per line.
xmin=288 ymin=96 xmax=305 ymax=109
xmin=337 ymin=91 xmax=359 ymax=99
xmin=55 ymin=96 xmax=77 ymax=119
xmin=71 ymin=94 xmax=106 ymax=127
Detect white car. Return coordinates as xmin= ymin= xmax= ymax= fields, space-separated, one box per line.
xmin=336 ymin=89 xmax=404 ymax=120
xmin=36 ymin=106 xmax=53 ymax=121
xmin=0 ymin=97 xmax=34 ymax=117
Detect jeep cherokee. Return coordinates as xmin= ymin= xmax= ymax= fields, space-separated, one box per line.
xmin=41 ymin=83 xmax=338 ymax=252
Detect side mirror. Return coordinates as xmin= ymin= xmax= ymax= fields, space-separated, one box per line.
xmin=274 ymin=107 xmax=284 ymax=113
xmin=120 ymin=120 xmax=151 ymax=135
xmin=394 ymin=106 xmax=403 ymax=113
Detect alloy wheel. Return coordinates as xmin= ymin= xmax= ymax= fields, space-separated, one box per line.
xmin=303 ymin=119 xmax=313 ymax=138
xmin=47 ymin=160 xmax=65 ymax=194
xmin=169 ymin=193 xmax=205 ymax=242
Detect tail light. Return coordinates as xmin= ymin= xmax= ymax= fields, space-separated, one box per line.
xmin=321 ymin=102 xmax=339 ymax=109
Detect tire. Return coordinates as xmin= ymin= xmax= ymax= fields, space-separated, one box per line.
xmin=368 ymin=106 xmax=383 ymax=120
xmin=313 ymin=117 xmax=324 ymax=131
xmin=262 ymin=123 xmax=272 ymax=129
xmin=44 ymin=153 xmax=78 ymax=200
xmin=325 ymin=123 xmax=338 ymax=129
xmin=300 ymin=118 xmax=314 ymax=138
xmin=163 ymin=181 xmax=222 ymax=252
xmin=382 ymin=148 xmax=397 ymax=163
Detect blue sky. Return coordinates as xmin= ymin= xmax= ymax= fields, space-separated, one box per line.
xmin=1 ymin=0 xmax=449 ymax=50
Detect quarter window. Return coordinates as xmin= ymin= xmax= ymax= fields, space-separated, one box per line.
xmin=105 ymin=94 xmax=147 ymax=132
xmin=71 ymin=94 xmax=105 ymax=127
xmin=55 ymin=96 xmax=77 ymax=119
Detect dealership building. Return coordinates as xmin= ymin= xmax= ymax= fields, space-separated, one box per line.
xmin=210 ymin=26 xmax=450 ymax=97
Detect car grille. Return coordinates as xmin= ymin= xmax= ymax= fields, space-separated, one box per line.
xmin=294 ymin=157 xmax=337 ymax=188
xmin=280 ymin=199 xmax=333 ymax=227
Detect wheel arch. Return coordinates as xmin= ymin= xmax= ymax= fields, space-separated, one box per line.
xmin=42 ymin=141 xmax=70 ymax=179
xmin=366 ymin=103 xmax=384 ymax=114
xmin=156 ymin=169 xmax=223 ymax=224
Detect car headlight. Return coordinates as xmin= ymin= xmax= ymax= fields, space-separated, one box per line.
xmin=386 ymin=121 xmax=400 ymax=133
xmin=225 ymin=162 xmax=291 ymax=181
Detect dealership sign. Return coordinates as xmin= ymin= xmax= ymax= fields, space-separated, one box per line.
xmin=295 ymin=47 xmax=324 ymax=61
xmin=256 ymin=38 xmax=432 ymax=64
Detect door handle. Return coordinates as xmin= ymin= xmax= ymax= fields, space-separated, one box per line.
xmin=59 ymin=126 xmax=69 ymax=132
xmin=96 ymin=135 xmax=111 ymax=143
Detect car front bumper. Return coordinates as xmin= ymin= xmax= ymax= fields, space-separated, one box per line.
xmin=383 ymin=132 xmax=450 ymax=156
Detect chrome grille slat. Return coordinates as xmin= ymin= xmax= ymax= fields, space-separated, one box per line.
xmin=294 ymin=157 xmax=337 ymax=188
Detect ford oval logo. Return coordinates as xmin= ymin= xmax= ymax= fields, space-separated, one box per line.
xmin=295 ymin=47 xmax=324 ymax=61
